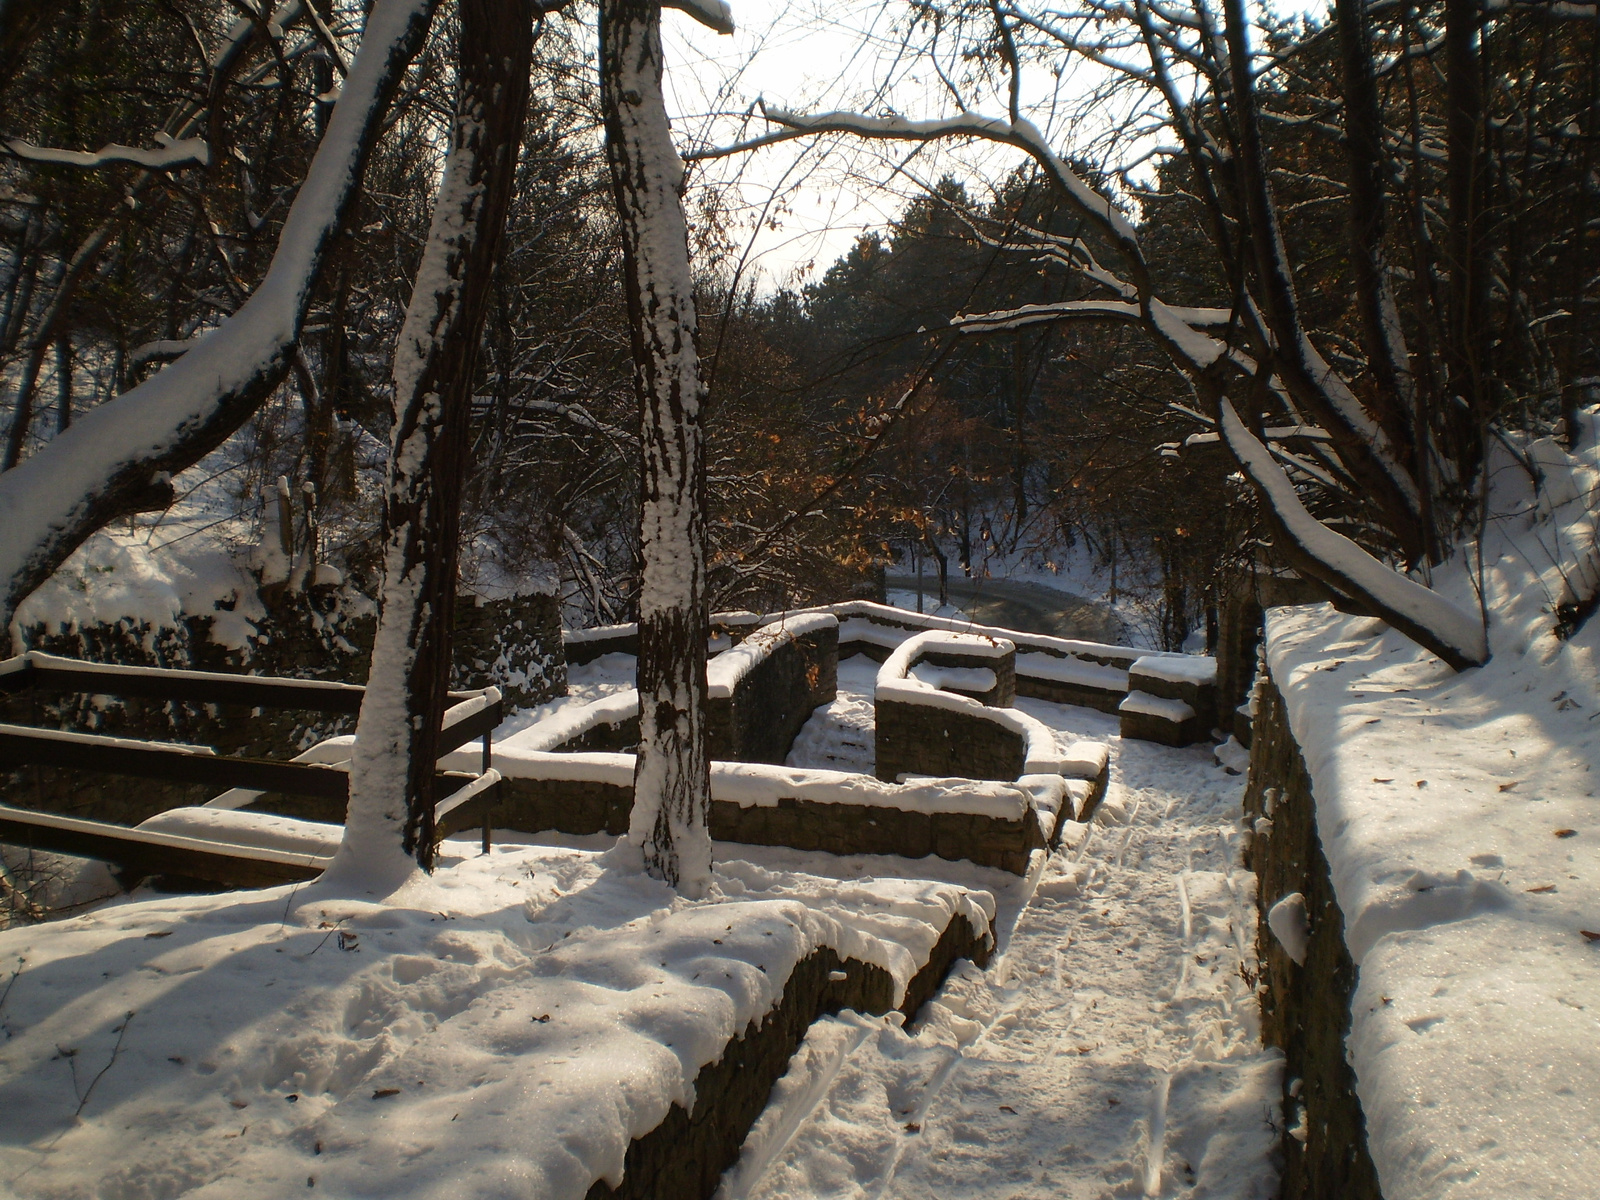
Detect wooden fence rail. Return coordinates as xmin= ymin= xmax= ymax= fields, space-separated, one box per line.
xmin=0 ymin=653 xmax=504 ymax=889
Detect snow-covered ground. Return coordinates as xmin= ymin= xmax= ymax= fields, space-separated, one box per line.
xmin=0 ymin=651 xmax=1281 ymax=1200
xmin=745 ymin=670 xmax=1282 ymax=1200
xmin=0 ymin=838 xmax=994 ymax=1200
xmin=1256 ymin=430 xmax=1600 ymax=1200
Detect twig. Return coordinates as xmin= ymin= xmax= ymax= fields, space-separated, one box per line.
xmin=0 ymin=956 xmax=24 ymax=1019
xmin=74 ymin=1011 xmax=134 ymax=1118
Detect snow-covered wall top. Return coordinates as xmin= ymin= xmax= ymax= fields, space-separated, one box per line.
xmin=1261 ymin=423 xmax=1600 ymax=1200
xmin=705 ymin=612 xmax=837 ymax=700
xmin=877 ymin=630 xmax=1014 ymax=685
xmin=801 ymin=599 xmax=1170 ymax=666
xmin=564 ymin=599 xmax=1196 ymax=672
xmin=1129 ymin=654 xmax=1216 ymax=685
xmin=460 ymin=747 xmax=1036 ymax=820
xmin=508 ymin=691 xmax=640 ymax=753
xmin=11 ymin=530 xmax=265 ymax=651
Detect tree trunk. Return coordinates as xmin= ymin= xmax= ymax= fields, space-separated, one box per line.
xmin=330 ymin=0 xmax=530 ymax=889
xmin=1334 ymin=0 xmax=1416 ymax=465
xmin=1444 ymin=0 xmax=1490 ymax=480
xmin=600 ymin=0 xmax=713 ymax=894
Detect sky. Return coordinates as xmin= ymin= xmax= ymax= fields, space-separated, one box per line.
xmin=658 ymin=0 xmax=1332 ymax=290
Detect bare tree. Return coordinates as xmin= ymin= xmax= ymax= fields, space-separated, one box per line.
xmin=599 ymin=0 xmax=730 ymax=892
xmin=705 ymin=0 xmax=1496 ymax=669
xmin=330 ymin=0 xmax=531 ymax=887
xmin=0 ymin=0 xmax=439 ymax=632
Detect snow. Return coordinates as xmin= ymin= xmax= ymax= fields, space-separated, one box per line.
xmin=4 ymin=135 xmax=210 ymax=171
xmin=1265 ymin=892 xmax=1308 ymax=965
xmin=907 ymin=662 xmax=996 ymax=694
xmin=0 ymin=841 xmax=991 ymax=1199
xmin=878 ymin=630 xmax=1015 ymax=684
xmin=0 ymin=801 xmax=334 ymax=873
xmin=1259 ymin=420 xmax=1600 ymax=1198
xmin=1131 ymin=654 xmax=1217 ymax=685
xmin=830 ymin=600 xmax=1137 ymax=661
xmin=664 ymin=0 xmax=735 ymax=34
xmin=564 ymin=622 xmax=638 ymax=645
xmin=786 ymin=654 xmax=878 ymax=774
xmin=1015 ymin=650 xmax=1128 ymax=693
xmin=136 ymin=807 xmax=345 ymax=858
xmin=1118 ymin=692 xmax=1197 ymax=723
xmin=492 ymin=690 xmax=640 ymax=753
xmin=0 ymin=720 xmax=217 ymax=756
xmin=717 ymin=718 xmax=1281 ymax=1200
xmin=0 ymin=608 xmax=1283 ymax=1199
xmin=11 ymin=530 xmax=265 ymax=652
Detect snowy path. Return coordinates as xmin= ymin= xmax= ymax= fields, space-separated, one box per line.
xmin=737 ymin=686 xmax=1283 ymax=1200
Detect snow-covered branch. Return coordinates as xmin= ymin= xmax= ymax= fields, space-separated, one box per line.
xmin=663 ymin=0 xmax=734 ymax=34
xmin=759 ymin=105 xmax=1142 ymax=261
xmin=3 ymin=136 xmax=211 ymax=171
xmin=951 ymin=299 xmax=1237 ymax=335
xmin=1219 ymin=401 xmax=1487 ymax=669
xmin=0 ymin=0 xmax=440 ymax=631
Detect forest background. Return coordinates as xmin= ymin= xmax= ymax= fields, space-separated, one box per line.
xmin=0 ymin=0 xmax=1593 ymax=654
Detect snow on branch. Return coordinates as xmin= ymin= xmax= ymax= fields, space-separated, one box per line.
xmin=213 ymin=0 xmax=305 ymax=69
xmin=4 ymin=136 xmax=211 ymax=171
xmin=952 ymin=299 xmax=1239 ymax=335
xmin=664 ymin=0 xmax=734 ymax=34
xmin=0 ymin=0 xmax=439 ymax=628
xmin=952 ymin=299 xmax=1144 ymax=333
xmin=759 ymin=105 xmax=1140 ymax=252
xmin=1219 ymin=400 xmax=1487 ymax=670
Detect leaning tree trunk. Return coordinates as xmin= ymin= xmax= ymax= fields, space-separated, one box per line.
xmin=600 ymin=0 xmax=713 ymax=894
xmin=329 ymin=0 xmax=530 ymax=888
xmin=0 ymin=0 xmax=438 ymax=633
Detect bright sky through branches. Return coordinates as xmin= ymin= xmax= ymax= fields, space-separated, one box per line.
xmin=661 ymin=0 xmax=1331 ymax=289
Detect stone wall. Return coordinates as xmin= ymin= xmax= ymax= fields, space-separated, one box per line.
xmin=452 ymin=589 xmax=566 ymax=708
xmin=873 ymin=698 xmax=1026 ymax=784
xmin=708 ymin=623 xmax=837 ymax=764
xmin=1216 ymin=568 xmax=1324 ymax=742
xmin=1013 ymin=675 xmax=1122 ymax=713
xmin=487 ymin=774 xmax=1047 ymax=875
xmin=587 ymin=908 xmax=987 ymax=1200
xmin=1244 ymin=676 xmax=1382 ymax=1200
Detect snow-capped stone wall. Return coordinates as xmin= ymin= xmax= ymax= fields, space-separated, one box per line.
xmin=1243 ymin=675 xmax=1381 ymax=1200
xmin=706 ymin=614 xmax=838 ymax=764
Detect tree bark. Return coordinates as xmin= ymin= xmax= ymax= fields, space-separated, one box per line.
xmin=331 ymin=0 xmax=530 ymax=887
xmin=600 ymin=0 xmax=713 ymax=894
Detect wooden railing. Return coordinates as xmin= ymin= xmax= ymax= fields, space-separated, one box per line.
xmin=0 ymin=653 xmax=502 ymax=888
